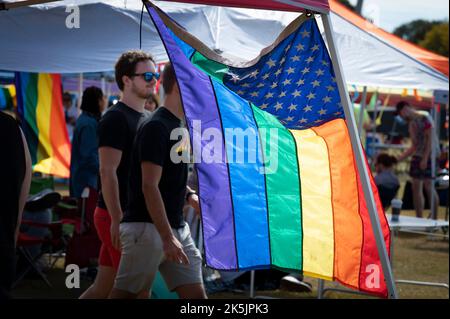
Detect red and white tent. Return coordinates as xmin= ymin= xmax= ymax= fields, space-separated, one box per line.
xmin=1 ymin=0 xmax=398 ymax=298
xmin=160 ymin=0 xmax=330 ymax=13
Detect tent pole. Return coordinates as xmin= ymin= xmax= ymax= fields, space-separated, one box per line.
xmin=78 ymin=73 xmax=83 ymax=112
xmin=358 ymin=86 xmax=367 ymax=138
xmin=317 ymin=279 xmax=325 ymax=299
xmin=0 ymin=0 xmax=59 ymax=10
xmin=101 ymin=73 xmax=106 ymax=95
xmin=321 ymin=13 xmax=398 ymax=299
xmin=249 ymin=270 xmax=255 ymax=299
xmin=430 ymin=100 xmax=438 ymax=219
xmin=105 ymin=82 xmax=111 ymax=108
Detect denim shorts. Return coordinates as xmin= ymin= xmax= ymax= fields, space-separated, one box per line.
xmin=409 ymin=156 xmax=433 ymax=179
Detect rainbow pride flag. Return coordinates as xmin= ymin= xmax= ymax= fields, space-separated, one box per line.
xmin=147 ymin=4 xmax=390 ymax=297
xmin=16 ymin=73 xmax=71 ymax=178
xmin=0 ymin=85 xmax=16 ymax=110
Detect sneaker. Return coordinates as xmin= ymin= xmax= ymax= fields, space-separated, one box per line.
xmin=280 ymin=275 xmax=312 ymax=293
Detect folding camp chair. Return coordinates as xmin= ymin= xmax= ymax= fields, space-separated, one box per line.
xmin=13 ymin=220 xmax=65 ymax=288
xmin=13 ymin=190 xmax=72 ymax=288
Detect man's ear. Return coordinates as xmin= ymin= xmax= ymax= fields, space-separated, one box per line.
xmin=122 ymin=75 xmax=131 ymax=89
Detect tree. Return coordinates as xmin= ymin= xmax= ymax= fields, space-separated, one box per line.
xmin=355 ymin=0 xmax=364 ymax=14
xmin=338 ymin=0 xmax=355 ymax=11
xmin=420 ymin=22 xmax=449 ymax=57
xmin=394 ymin=19 xmax=441 ymax=44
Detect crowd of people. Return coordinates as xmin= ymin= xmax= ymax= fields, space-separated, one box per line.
xmin=0 ymin=49 xmax=446 ymax=299
xmin=76 ymin=52 xmax=205 ymax=299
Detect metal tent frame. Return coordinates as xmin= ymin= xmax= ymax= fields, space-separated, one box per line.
xmin=1 ymin=0 xmax=399 ymax=299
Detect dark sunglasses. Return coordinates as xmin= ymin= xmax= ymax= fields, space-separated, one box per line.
xmin=132 ymin=72 xmax=160 ymax=82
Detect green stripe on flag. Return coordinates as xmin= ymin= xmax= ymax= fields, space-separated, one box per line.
xmin=25 ymin=73 xmax=39 ymax=164
xmin=251 ymin=105 xmax=303 ymax=271
xmin=190 ymin=51 xmax=228 ymax=83
xmin=189 ymin=48 xmax=304 ymax=271
xmin=4 ymin=88 xmax=12 ymax=108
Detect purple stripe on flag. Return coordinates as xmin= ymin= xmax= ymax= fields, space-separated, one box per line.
xmin=147 ymin=5 xmax=238 ymax=269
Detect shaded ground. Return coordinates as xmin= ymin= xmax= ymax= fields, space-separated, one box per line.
xmin=12 ymin=208 xmax=448 ymax=299
xmin=12 ymin=178 xmax=448 ymax=299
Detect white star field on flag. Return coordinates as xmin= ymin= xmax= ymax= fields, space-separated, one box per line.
xmin=223 ymin=19 xmax=343 ymax=129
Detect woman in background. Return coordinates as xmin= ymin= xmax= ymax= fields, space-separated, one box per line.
xmin=144 ymin=92 xmax=160 ymax=112
xmin=70 ymin=86 xmax=106 ymax=204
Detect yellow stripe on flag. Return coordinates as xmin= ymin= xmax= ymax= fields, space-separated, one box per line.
xmin=34 ymin=73 xmax=54 ymax=171
xmin=290 ymin=129 xmax=334 ymax=279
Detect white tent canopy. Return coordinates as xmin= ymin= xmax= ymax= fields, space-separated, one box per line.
xmin=0 ymin=0 xmax=448 ymax=90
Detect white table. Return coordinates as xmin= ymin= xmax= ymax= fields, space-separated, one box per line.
xmin=388 ymin=214 xmax=449 ymax=232
xmin=387 ymin=214 xmax=449 ymax=291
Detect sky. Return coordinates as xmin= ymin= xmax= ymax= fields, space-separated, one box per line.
xmin=348 ymin=0 xmax=449 ymax=32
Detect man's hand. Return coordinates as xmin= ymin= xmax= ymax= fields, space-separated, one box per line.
xmin=163 ymin=235 xmax=190 ymax=265
xmin=420 ymin=158 xmax=428 ymax=170
xmin=110 ymin=220 xmax=121 ymax=250
xmin=99 ymin=146 xmax=124 ymax=250
xmin=188 ymin=193 xmax=200 ymax=215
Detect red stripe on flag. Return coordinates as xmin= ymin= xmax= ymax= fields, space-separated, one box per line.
xmin=356 ymin=154 xmax=390 ymax=298
xmin=49 ymin=74 xmax=71 ymax=178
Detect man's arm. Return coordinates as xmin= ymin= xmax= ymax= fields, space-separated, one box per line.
xmin=420 ymin=128 xmax=432 ymax=169
xmin=397 ymin=122 xmax=417 ymax=162
xmin=142 ymin=161 xmax=189 ymax=265
xmin=16 ymin=129 xmax=31 ymax=245
xmin=99 ymin=146 xmax=123 ymax=249
xmin=185 ymin=185 xmax=200 ymax=213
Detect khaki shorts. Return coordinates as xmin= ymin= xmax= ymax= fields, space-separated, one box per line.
xmin=114 ymin=222 xmax=203 ymax=294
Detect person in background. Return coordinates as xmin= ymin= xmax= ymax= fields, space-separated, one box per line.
xmin=353 ymin=102 xmax=375 ymax=149
xmin=69 ymin=86 xmax=106 ymax=199
xmin=79 ymin=50 xmax=155 ymax=299
xmin=145 ymin=92 xmax=160 ymax=112
xmin=0 ymin=112 xmax=32 ymax=299
xmin=63 ymin=92 xmax=79 ymax=141
xmin=396 ymin=101 xmax=440 ymax=219
xmin=374 ymin=153 xmax=400 ymax=210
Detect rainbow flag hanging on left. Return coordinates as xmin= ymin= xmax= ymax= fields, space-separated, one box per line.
xmin=0 ymin=85 xmax=16 ymax=110
xmin=15 ymin=73 xmax=71 ymax=178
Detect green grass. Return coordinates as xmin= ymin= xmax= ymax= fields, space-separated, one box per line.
xmin=209 ymin=228 xmax=448 ymax=299
xmin=12 ymin=209 xmax=448 ymax=299
xmin=13 ymin=179 xmax=448 ymax=299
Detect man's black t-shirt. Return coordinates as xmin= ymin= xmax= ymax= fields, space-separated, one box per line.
xmin=123 ymin=107 xmax=187 ymax=229
xmin=0 ymin=112 xmax=25 ymax=298
xmin=97 ymin=102 xmax=150 ymax=211
xmin=0 ymin=112 xmax=25 ymax=246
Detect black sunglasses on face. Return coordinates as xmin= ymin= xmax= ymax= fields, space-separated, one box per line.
xmin=132 ymin=72 xmax=160 ymax=82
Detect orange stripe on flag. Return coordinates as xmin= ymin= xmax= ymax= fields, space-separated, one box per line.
xmin=49 ymin=74 xmax=71 ymax=177
xmin=312 ymin=119 xmax=362 ymax=290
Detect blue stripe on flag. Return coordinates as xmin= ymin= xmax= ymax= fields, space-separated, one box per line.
xmin=211 ymin=80 xmax=271 ymax=269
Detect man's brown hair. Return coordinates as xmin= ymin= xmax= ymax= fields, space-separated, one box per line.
xmin=162 ymin=62 xmax=177 ymax=94
xmin=115 ymin=50 xmax=155 ymax=91
xmin=395 ymin=100 xmax=409 ymax=115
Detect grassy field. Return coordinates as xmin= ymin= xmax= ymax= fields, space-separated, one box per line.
xmin=12 ymin=207 xmax=448 ymax=299
xmin=13 ymin=176 xmax=449 ymax=299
